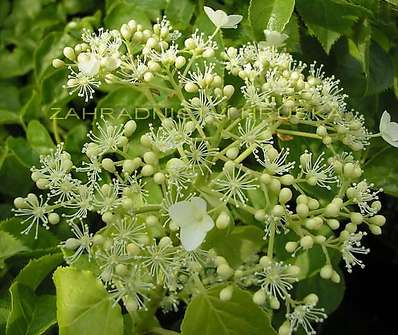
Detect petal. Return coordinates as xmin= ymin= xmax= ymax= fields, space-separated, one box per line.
xmin=200 ymin=214 xmax=215 ymax=232
xmin=381 ymin=133 xmax=398 ymax=148
xmin=77 ymin=53 xmax=100 ymax=77
xmin=180 ymin=224 xmax=207 ymax=251
xmin=223 ymin=15 xmax=243 ymax=28
xmin=213 ymin=10 xmax=229 ymax=27
xmin=380 ymin=111 xmax=391 ymax=133
xmin=190 ymin=197 xmax=207 ymax=213
xmin=204 ymin=6 xmax=215 ymax=19
xmin=386 ymin=122 xmax=398 ymax=140
xmin=168 ymin=200 xmax=193 ymax=228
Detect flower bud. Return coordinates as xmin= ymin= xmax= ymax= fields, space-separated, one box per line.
xmin=223 ymin=85 xmax=235 ymax=98
xmin=123 ymin=121 xmax=136 ymax=137
xmin=254 ymin=209 xmax=266 ymax=221
xmin=153 ymin=172 xmax=166 ymax=184
xmin=141 ymin=164 xmax=154 ymax=176
xmin=304 ymin=293 xmax=319 ymax=305
xmin=296 ymin=203 xmax=309 ymax=218
xmin=175 ymin=56 xmax=186 ymax=69
xmin=102 ymin=158 xmax=116 ymax=173
xmin=127 ymin=243 xmax=140 ymax=255
xmin=52 ymin=58 xmax=65 ymax=68
xmin=63 ymin=47 xmax=75 ymax=60
xmin=184 ymin=82 xmax=198 ymax=93
xmin=320 ymin=265 xmax=333 ymax=279
xmin=48 ymin=213 xmax=60 ymax=225
xmin=219 ymin=286 xmax=234 ymax=301
xmin=369 ymin=224 xmax=382 ymax=235
xmin=300 ymin=235 xmax=314 ymax=249
xmin=217 ymin=264 xmax=234 ymax=279
xmin=226 ymin=147 xmax=239 ymax=159
xmin=216 ymin=212 xmax=230 ymax=229
xmin=14 ymin=197 xmax=26 ymax=209
xmin=279 ymin=188 xmax=292 ymax=204
xmin=278 ymin=321 xmax=291 ymax=335
xmin=252 ymin=289 xmax=266 ymax=305
xmin=259 ymin=255 xmax=272 ymax=267
xmin=369 ymin=215 xmax=386 ymax=226
xmin=285 ymin=241 xmax=298 ymax=253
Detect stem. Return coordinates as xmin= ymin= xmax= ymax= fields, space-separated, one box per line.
xmin=52 ymin=118 xmax=61 ymax=144
xmin=267 ymin=222 xmax=276 ymax=259
xmin=276 ymin=129 xmax=322 ymax=140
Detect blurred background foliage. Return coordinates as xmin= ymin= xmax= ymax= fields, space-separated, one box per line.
xmin=0 ymin=0 xmax=397 ymax=334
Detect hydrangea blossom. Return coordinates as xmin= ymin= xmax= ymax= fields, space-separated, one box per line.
xmin=14 ymin=8 xmax=393 ymax=335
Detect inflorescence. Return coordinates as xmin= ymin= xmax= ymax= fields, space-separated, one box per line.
xmin=14 ymin=7 xmax=392 ymax=335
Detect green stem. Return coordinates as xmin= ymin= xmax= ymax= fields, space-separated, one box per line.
xmin=276 ymin=128 xmax=322 ymax=140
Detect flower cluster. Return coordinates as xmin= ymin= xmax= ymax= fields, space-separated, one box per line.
xmin=15 ymin=6 xmax=392 ymax=335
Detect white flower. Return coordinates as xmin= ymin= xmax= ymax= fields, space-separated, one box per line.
xmin=204 ymin=6 xmax=243 ymax=29
xmin=168 ymin=197 xmax=214 ymax=251
xmin=77 ymin=52 xmax=101 ymax=76
xmin=379 ymin=111 xmax=398 ymax=147
xmin=263 ymin=30 xmax=288 ymax=48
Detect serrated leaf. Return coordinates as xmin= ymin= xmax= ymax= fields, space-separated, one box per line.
xmin=306 ymin=24 xmax=341 ymax=54
xmin=204 ymin=225 xmax=265 ymax=267
xmin=181 ymin=286 xmax=277 ymax=335
xmin=104 ymin=2 xmax=150 ymax=29
xmin=166 ymin=0 xmax=196 ymax=29
xmin=27 ymin=120 xmax=55 ymax=155
xmin=296 ymin=0 xmax=362 ymax=35
xmin=53 ymin=267 xmax=124 ymax=335
xmin=15 ymin=253 xmax=63 ymax=290
xmin=0 ymin=231 xmax=27 ymax=268
xmin=249 ymin=0 xmax=295 ymax=40
xmin=6 ymin=283 xmax=56 ymax=335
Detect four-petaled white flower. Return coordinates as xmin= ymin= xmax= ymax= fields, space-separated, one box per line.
xmin=204 ymin=6 xmax=243 ymax=29
xmin=262 ymin=30 xmax=288 ymax=48
xmin=168 ymin=197 xmax=214 ymax=251
xmin=379 ymin=111 xmax=398 ymax=147
xmin=77 ymin=52 xmax=101 ymax=77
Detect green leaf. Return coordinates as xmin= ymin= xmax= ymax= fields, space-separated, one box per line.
xmin=0 ymin=110 xmax=21 ymax=126
xmin=7 ymin=137 xmax=39 ymax=168
xmin=27 ymin=120 xmax=55 ymax=155
xmin=0 ymin=47 xmax=33 ymax=79
xmin=34 ymin=32 xmax=75 ymax=79
xmin=53 ymin=267 xmax=124 ymax=335
xmin=15 ymin=253 xmax=63 ymax=290
xmin=0 ymin=231 xmax=27 ymax=269
xmin=204 ymin=225 xmax=265 ymax=268
xmin=166 ymin=0 xmax=196 ymax=30
xmin=249 ymin=0 xmax=295 ymax=40
xmin=364 ymin=145 xmax=398 ymax=196
xmin=0 ymin=155 xmax=32 ymax=196
xmin=0 ymin=217 xmax=59 ymax=251
xmin=306 ymin=24 xmax=341 ymax=54
xmin=0 ymin=81 xmax=20 ymax=111
xmin=6 ymin=283 xmax=56 ymax=335
xmin=181 ymin=285 xmax=277 ymax=335
xmin=104 ymin=2 xmax=150 ymax=30
xmin=296 ymin=0 xmax=362 ymax=35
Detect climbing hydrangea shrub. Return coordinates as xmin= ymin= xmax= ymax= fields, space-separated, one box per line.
xmin=13 ymin=7 xmax=393 ymax=335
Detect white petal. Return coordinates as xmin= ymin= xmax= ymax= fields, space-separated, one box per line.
xmin=180 ymin=223 xmax=208 ymax=251
xmin=380 ymin=110 xmax=391 ymax=133
xmin=204 ymin=6 xmax=215 ymax=19
xmin=77 ymin=52 xmax=100 ymax=77
xmin=190 ymin=197 xmax=207 ymax=213
xmin=168 ymin=200 xmax=193 ymax=228
xmin=223 ymin=15 xmax=243 ymax=28
xmin=386 ymin=122 xmax=398 ymax=141
xmin=200 ymin=214 xmax=215 ymax=232
xmin=213 ymin=10 xmax=229 ymax=27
